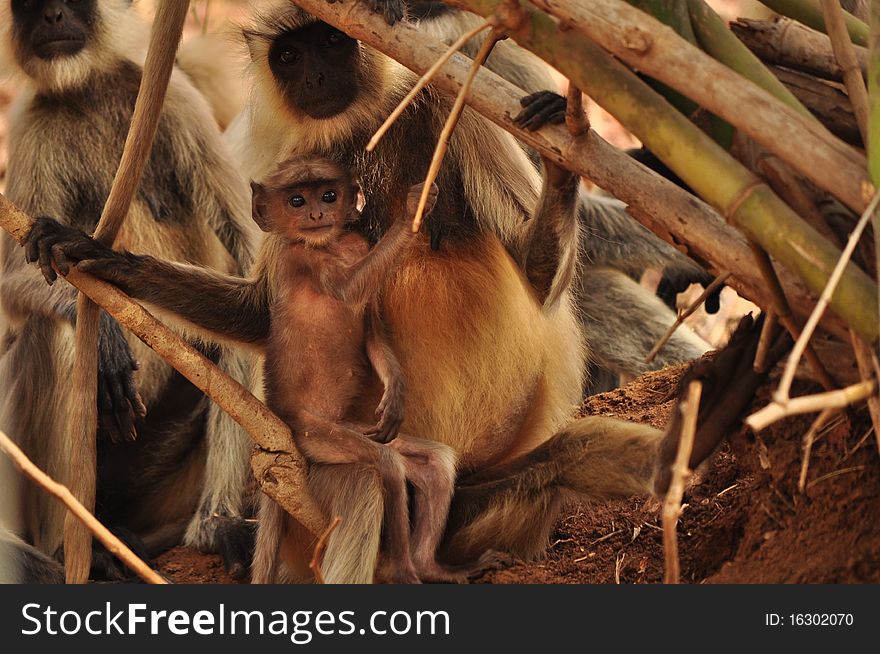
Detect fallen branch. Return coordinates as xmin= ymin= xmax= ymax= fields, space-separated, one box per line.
xmin=0 ymin=192 xmax=325 ymax=537
xmin=645 ymin=271 xmax=730 ymax=364
xmin=760 ymin=0 xmax=870 ymax=47
xmin=0 ymin=430 xmax=167 ymax=585
xmin=746 ymin=379 xmax=876 ymax=431
xmin=663 ymin=380 xmax=702 ymax=585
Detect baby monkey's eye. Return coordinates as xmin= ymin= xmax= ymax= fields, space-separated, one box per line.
xmin=289 ymin=195 xmax=305 ymax=208
xmin=322 ymin=190 xmax=337 ymax=203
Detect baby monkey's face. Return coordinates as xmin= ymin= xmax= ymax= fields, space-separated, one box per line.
xmin=280 ymin=184 xmax=350 ymax=246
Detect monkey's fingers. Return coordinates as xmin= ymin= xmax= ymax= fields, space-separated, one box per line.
xmin=514 ymin=91 xmax=567 ymax=132
xmin=50 ymin=245 xmax=73 ymax=277
xmin=37 ymin=237 xmax=58 ymax=285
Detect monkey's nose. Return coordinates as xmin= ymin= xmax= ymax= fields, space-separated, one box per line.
xmin=309 ymin=212 xmax=323 ymax=221
xmin=44 ymin=6 xmax=64 ymax=24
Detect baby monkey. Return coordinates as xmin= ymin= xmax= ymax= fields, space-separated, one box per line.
xmin=252 ymin=156 xmax=466 ymax=583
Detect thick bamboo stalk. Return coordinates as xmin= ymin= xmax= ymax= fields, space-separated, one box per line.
xmin=760 ymin=0 xmax=869 ymax=46
xmin=732 ymin=17 xmax=867 ymax=82
xmin=64 ymin=0 xmax=190 ymax=584
xmin=443 ymin=0 xmax=879 ymax=341
xmin=286 ymin=0 xmax=846 ymax=340
xmin=0 ymin=192 xmax=325 ymax=538
xmin=532 ymin=0 xmax=867 ymax=216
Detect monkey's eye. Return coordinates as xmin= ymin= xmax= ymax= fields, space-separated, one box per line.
xmin=326 ymin=30 xmax=345 ymax=46
xmin=289 ymin=195 xmax=306 ymax=208
xmin=278 ymin=49 xmax=299 ymax=64
xmin=322 ymin=191 xmax=337 ymax=203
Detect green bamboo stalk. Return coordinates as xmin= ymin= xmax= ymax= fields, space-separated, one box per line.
xmin=445 ymin=0 xmax=879 ymax=341
xmin=629 ymin=0 xmax=734 ymax=149
xmin=687 ymin=0 xmax=813 ymax=119
xmin=760 ymin=0 xmax=869 ymax=46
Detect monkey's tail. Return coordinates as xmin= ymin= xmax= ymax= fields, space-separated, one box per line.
xmin=313 ymin=465 xmax=384 ymax=585
xmin=442 ymin=417 xmax=664 ymax=563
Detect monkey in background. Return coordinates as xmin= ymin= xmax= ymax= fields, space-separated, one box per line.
xmin=250 ymin=156 xmax=482 ymax=583
xmin=0 ymin=0 xmax=258 ymax=580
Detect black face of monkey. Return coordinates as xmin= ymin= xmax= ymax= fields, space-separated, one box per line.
xmin=268 ymin=22 xmax=360 ymax=120
xmin=11 ymin=0 xmax=96 ymax=60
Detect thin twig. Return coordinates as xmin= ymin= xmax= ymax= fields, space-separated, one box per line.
xmin=646 ymin=272 xmax=730 ymax=364
xmin=807 ymin=465 xmax=864 ymax=489
xmin=367 ymin=19 xmax=493 ymax=152
xmin=662 ymin=380 xmax=702 ymax=585
xmin=850 ymin=332 xmax=880 ymax=453
xmin=821 ymin=0 xmax=869 ymax=142
xmin=753 ymin=311 xmax=779 ymax=373
xmin=309 ymin=516 xmax=342 ymax=584
xmin=412 ymin=28 xmax=503 ymax=233
xmin=798 ymin=407 xmax=837 ymax=492
xmin=775 ymin=190 xmax=880 ymax=403
xmin=565 ymin=83 xmax=589 ymax=136
xmin=748 ymin=379 xmax=876 ymax=431
xmin=0 ymin=430 xmax=167 ymax=585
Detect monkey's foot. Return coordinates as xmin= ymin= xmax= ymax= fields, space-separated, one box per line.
xmin=514 ymin=91 xmax=566 ymax=131
xmin=185 ymin=513 xmax=256 ymax=580
xmin=418 ymin=550 xmax=516 ymax=583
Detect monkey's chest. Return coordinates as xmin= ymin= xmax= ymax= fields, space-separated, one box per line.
xmin=265 ymin=290 xmax=370 ymax=421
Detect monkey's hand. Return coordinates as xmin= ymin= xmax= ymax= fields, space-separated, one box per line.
xmin=514 ymin=91 xmax=566 ymax=132
xmin=364 ymin=383 xmax=404 ymax=443
xmin=405 ymin=182 xmax=439 ymax=221
xmin=23 ymin=216 xmax=115 ymax=285
xmin=98 ymin=314 xmax=147 ymax=442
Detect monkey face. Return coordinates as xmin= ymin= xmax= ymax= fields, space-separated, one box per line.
xmin=268 ymin=22 xmax=360 ymax=120
xmin=11 ymin=0 xmax=95 ymax=60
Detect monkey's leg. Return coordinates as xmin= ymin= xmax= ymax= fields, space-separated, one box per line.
xmin=291 ymin=413 xmax=419 ymax=584
xmin=251 ymin=493 xmax=285 ymax=584
xmin=576 ymin=268 xmax=710 ymax=380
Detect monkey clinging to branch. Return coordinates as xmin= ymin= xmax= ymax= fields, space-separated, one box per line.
xmin=244 ymin=157 xmax=491 ymax=583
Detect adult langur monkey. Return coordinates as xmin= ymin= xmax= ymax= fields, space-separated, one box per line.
xmin=22 ymin=0 xmax=784 ymax=583
xmin=227 ymin=0 xmax=712 ymax=393
xmin=0 ymin=0 xmax=259 ymax=581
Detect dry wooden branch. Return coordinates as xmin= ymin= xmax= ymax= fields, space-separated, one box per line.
xmin=565 ymin=84 xmax=589 ymax=136
xmin=821 ymin=0 xmax=870 ymax=142
xmin=732 ymin=17 xmax=867 ymax=82
xmin=413 ymin=29 xmax=502 ymax=232
xmin=663 ymin=380 xmax=702 ymax=585
xmin=771 ymin=66 xmax=860 ymax=145
xmin=526 ymin=0 xmax=869 ymax=214
xmin=645 ymin=272 xmax=730 ymax=364
xmin=0 ymin=192 xmax=325 ymax=537
xmin=798 ymin=407 xmax=838 ymax=491
xmin=64 ymin=0 xmax=190 ymax=584
xmin=0 ymin=430 xmax=167 ymax=584
xmin=747 ymin=379 xmax=876 ymax=431
xmin=309 ymin=516 xmax=342 ymax=585
xmin=775 ymin=190 xmax=880 ymax=403
xmin=288 ymin=0 xmax=848 ymax=342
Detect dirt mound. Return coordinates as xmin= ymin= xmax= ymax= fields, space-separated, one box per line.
xmin=156 ymin=362 xmax=880 ymax=584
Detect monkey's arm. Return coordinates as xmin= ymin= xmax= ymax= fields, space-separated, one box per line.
xmin=514 ymin=158 xmax=580 ymax=308
xmin=2 ymin=230 xmax=145 ymax=440
xmin=23 ymin=217 xmax=271 ymax=345
xmin=363 ymin=302 xmax=405 ymax=443
xmin=325 ymin=183 xmax=437 ymax=306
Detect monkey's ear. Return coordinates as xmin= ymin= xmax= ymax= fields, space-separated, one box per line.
xmin=354 ymin=185 xmax=366 ymax=213
xmin=250 ymin=181 xmax=272 ymax=232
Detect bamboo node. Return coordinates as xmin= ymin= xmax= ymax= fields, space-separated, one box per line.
xmin=723 ymin=180 xmax=765 ymax=224
xmin=621 ymin=26 xmax=652 ymax=54
xmin=861 ymin=180 xmax=875 ymax=205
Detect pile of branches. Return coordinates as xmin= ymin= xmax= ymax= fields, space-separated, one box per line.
xmin=1 ymin=0 xmax=879 ymax=583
